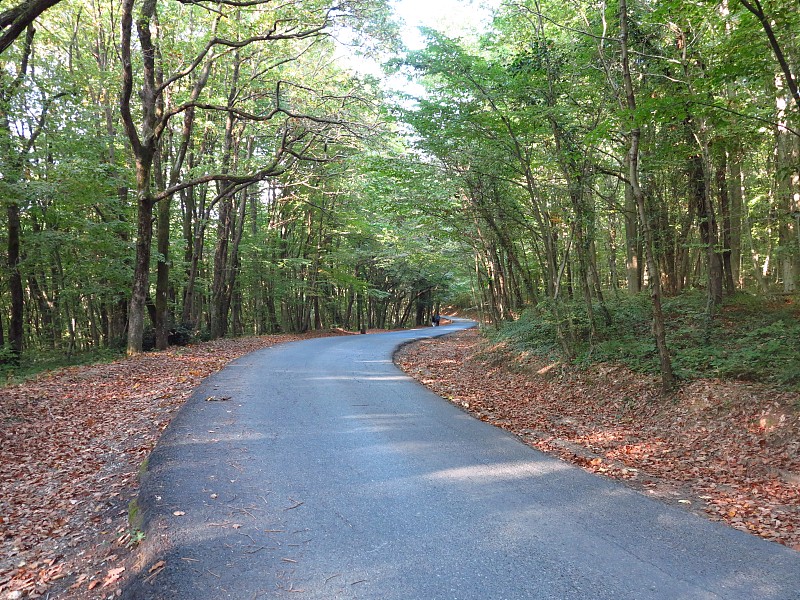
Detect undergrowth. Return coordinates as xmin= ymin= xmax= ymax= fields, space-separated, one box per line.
xmin=492 ymin=290 xmax=800 ymax=390
xmin=0 ymin=323 xmax=201 ymax=386
xmin=0 ymin=347 xmax=124 ymax=386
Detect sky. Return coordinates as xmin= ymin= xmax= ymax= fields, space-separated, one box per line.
xmin=390 ymin=0 xmax=498 ymax=50
xmin=335 ymin=0 xmax=498 ymax=91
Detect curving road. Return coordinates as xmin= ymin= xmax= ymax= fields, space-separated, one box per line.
xmin=123 ymin=320 xmax=800 ymax=599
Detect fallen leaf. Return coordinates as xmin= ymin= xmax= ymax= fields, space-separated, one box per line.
xmin=148 ymin=560 xmax=166 ymax=573
xmin=103 ymin=566 xmax=125 ymax=587
xmin=2 ymin=333 xmax=334 ymax=600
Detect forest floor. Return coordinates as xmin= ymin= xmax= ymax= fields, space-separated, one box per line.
xmin=1 ymin=326 xmax=799 ymax=599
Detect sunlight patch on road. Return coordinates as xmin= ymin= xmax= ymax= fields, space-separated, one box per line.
xmin=341 ymin=413 xmax=422 ymax=433
xmin=426 ymin=460 xmax=571 ymax=483
xmin=306 ymin=375 xmax=408 ymax=382
xmin=169 ymin=430 xmax=268 ymax=446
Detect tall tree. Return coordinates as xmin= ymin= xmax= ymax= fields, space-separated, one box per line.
xmin=618 ymin=0 xmax=674 ymax=390
xmin=119 ymin=0 xmax=387 ymax=352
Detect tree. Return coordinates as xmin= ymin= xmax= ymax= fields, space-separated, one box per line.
xmin=738 ymin=0 xmax=800 ymax=112
xmin=618 ymin=0 xmax=674 ymax=390
xmin=4 ymin=0 xmax=800 ymax=374
xmin=119 ymin=0 xmax=389 ymax=353
xmin=1 ymin=26 xmax=66 ymax=360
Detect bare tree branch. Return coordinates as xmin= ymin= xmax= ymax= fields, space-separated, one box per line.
xmin=119 ymin=0 xmax=142 ymax=156
xmin=175 ymin=0 xmax=323 ymax=8
xmin=155 ymin=16 xmax=332 ymax=95
xmin=152 ymin=159 xmax=291 ymax=202
xmin=24 ymin=90 xmax=69 ymax=154
xmin=0 ymin=0 xmax=61 ymax=55
xmin=739 ymin=0 xmax=800 ymax=112
xmin=689 ymin=98 xmax=800 ymax=137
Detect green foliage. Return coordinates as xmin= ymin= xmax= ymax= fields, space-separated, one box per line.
xmin=495 ymin=292 xmax=800 ymax=389
xmin=0 ymin=346 xmax=124 ymax=386
xmin=3 ymin=0 xmax=800 ymax=369
xmin=168 ymin=323 xmax=196 ymax=347
xmin=0 ymin=347 xmax=19 ymax=371
xmin=489 ymin=301 xmax=569 ymax=360
xmin=667 ymin=295 xmax=800 ymax=388
xmin=127 ymin=497 xmax=145 ymax=546
xmin=141 ymin=323 xmax=197 ymax=351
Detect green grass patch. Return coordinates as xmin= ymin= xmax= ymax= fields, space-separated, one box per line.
xmin=127 ymin=497 xmax=146 ymax=547
xmin=0 ymin=346 xmax=124 ymax=386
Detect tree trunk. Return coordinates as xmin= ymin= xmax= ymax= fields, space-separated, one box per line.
xmin=356 ymin=285 xmax=365 ymax=333
xmin=7 ymin=200 xmax=24 ymax=359
xmin=607 ymin=211 xmax=620 ymax=291
xmin=127 ymin=183 xmax=155 ymax=354
xmin=266 ymin=281 xmax=280 ymax=333
xmin=686 ymin=125 xmax=723 ymax=309
xmin=27 ymin=273 xmax=55 ymax=349
xmin=181 ymin=184 xmax=208 ymax=326
xmin=121 ymin=0 xmax=160 ymax=354
xmin=209 ymin=48 xmax=242 ymax=338
xmin=1 ymin=26 xmax=34 ymax=362
xmin=415 ymin=288 xmax=429 ymax=326
xmin=475 ymin=190 xmax=538 ymax=305
xmin=623 ymin=153 xmax=641 ymax=293
xmin=210 ymin=190 xmax=234 ymax=338
xmin=620 ymin=0 xmax=674 ymax=391
xmin=223 ymin=188 xmax=249 ymax=332
xmin=716 ymin=152 xmax=736 ymax=295
xmin=154 ymin=192 xmax=171 ymax=349
xmin=728 ymin=149 xmax=744 ymax=287
xmin=776 ymin=118 xmax=798 ymax=292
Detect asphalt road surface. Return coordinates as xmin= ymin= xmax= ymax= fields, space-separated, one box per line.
xmin=123 ymin=320 xmax=800 ymax=599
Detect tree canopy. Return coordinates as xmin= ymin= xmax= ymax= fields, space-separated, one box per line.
xmin=1 ymin=0 xmax=798 ymax=389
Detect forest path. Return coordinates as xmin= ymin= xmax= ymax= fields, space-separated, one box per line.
xmin=123 ymin=320 xmax=800 ymax=600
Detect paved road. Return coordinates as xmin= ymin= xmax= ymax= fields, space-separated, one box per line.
xmin=123 ymin=320 xmax=800 ymax=599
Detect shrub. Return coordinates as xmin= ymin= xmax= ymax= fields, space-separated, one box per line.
xmin=492 ymin=291 xmax=800 ymax=389
xmin=168 ymin=322 xmax=196 ymax=346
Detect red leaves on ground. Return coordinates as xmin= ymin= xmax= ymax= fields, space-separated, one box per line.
xmin=396 ymin=329 xmax=800 ymax=550
xmin=0 ymin=332 xmax=340 ymax=599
